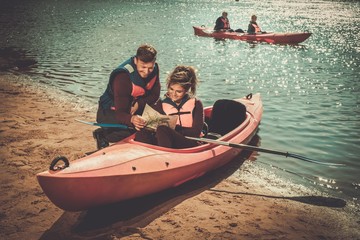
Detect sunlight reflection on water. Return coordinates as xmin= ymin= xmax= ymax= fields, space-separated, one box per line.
xmin=1 ymin=0 xmax=359 ymax=204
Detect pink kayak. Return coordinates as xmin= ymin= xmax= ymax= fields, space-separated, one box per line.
xmin=193 ymin=26 xmax=312 ymax=44
xmin=37 ymin=93 xmax=263 ymax=211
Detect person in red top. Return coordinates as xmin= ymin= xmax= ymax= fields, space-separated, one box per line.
xmin=135 ymin=65 xmax=204 ymax=149
xmin=214 ymin=11 xmax=233 ymax=31
xmin=93 ymin=44 xmax=160 ymax=149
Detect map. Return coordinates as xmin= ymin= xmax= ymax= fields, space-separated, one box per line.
xmin=141 ymin=104 xmax=177 ymax=131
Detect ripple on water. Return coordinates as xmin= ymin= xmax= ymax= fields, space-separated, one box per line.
xmin=1 ymin=0 xmax=359 ymax=206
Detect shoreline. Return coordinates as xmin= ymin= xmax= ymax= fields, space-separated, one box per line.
xmin=0 ymin=72 xmax=359 ymax=240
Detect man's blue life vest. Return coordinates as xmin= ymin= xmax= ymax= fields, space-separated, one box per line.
xmin=99 ymin=56 xmax=159 ymax=110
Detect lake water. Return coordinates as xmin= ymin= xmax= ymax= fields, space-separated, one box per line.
xmin=1 ymin=0 xmax=359 ymax=208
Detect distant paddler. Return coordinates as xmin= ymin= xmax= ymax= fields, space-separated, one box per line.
xmin=214 ymin=11 xmax=234 ymax=32
xmin=247 ymin=14 xmax=264 ymax=34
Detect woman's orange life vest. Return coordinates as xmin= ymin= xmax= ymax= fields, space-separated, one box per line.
xmin=252 ymin=23 xmax=261 ymax=33
xmin=221 ymin=18 xmax=230 ymax=29
xmin=162 ymin=97 xmax=196 ymax=128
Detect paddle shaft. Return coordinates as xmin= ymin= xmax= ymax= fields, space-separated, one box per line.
xmin=76 ymin=120 xmax=344 ymax=166
xmin=185 ymin=136 xmax=344 ymax=166
xmin=186 ymin=136 xmax=290 ymax=156
xmin=75 ymin=119 xmax=130 ymax=130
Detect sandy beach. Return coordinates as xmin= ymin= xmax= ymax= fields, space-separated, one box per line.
xmin=0 ymin=72 xmax=359 ymax=240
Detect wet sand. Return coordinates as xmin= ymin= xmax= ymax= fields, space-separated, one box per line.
xmin=0 ymin=73 xmax=359 ymax=240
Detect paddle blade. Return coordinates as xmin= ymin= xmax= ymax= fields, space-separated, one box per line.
xmin=186 ymin=136 xmax=345 ymax=167
xmin=287 ymin=153 xmax=345 ymax=167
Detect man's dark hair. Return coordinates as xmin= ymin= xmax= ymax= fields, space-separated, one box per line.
xmin=136 ymin=44 xmax=157 ymax=63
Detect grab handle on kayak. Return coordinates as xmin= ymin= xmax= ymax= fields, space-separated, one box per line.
xmin=49 ymin=156 xmax=70 ymax=171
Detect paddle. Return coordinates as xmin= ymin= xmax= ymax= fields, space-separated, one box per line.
xmin=75 ymin=120 xmax=344 ymax=166
xmin=185 ymin=136 xmax=345 ymax=167
xmin=75 ymin=119 xmax=130 ymax=130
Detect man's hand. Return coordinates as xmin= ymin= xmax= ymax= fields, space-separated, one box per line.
xmin=131 ymin=115 xmax=146 ymax=131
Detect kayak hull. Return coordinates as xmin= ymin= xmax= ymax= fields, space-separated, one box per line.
xmin=193 ymin=26 xmax=311 ymax=44
xmin=37 ymin=93 xmax=263 ymax=211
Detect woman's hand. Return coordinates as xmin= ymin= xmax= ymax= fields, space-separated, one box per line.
xmin=130 ymin=102 xmax=139 ymax=115
xmin=131 ymin=115 xmax=146 ymax=131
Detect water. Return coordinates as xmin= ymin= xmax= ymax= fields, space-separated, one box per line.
xmin=1 ymin=0 xmax=359 ymax=206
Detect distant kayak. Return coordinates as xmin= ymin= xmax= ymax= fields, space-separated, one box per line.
xmin=37 ymin=93 xmax=263 ymax=211
xmin=193 ymin=26 xmax=312 ymax=44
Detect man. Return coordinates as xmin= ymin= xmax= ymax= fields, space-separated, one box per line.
xmin=247 ymin=15 xmax=262 ymax=34
xmin=214 ymin=11 xmax=232 ymax=31
xmin=93 ymin=44 xmax=160 ymax=149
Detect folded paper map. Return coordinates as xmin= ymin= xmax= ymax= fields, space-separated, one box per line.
xmin=141 ymin=104 xmax=177 ymax=131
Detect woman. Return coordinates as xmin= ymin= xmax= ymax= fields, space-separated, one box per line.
xmin=135 ymin=65 xmax=204 ymax=149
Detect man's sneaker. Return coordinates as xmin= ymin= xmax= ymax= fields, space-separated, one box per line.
xmin=93 ymin=128 xmax=109 ymax=150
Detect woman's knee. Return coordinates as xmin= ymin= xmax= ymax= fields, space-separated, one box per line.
xmin=156 ymin=125 xmax=172 ymax=135
xmin=135 ymin=129 xmax=156 ymax=144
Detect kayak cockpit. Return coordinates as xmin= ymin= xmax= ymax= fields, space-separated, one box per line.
xmin=129 ymin=111 xmax=252 ymax=154
xmin=127 ymin=96 xmax=257 ymax=153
